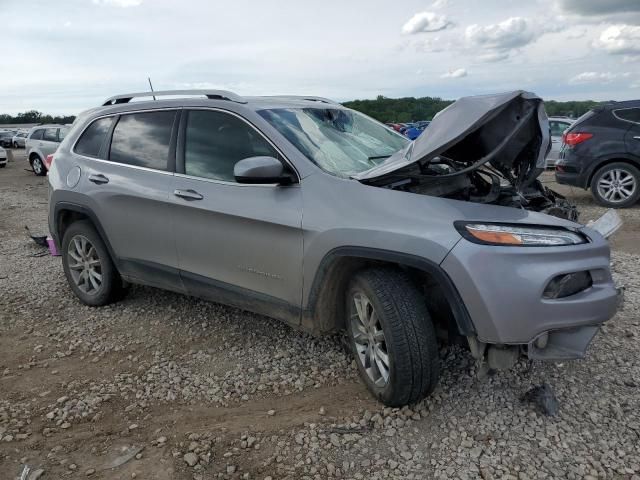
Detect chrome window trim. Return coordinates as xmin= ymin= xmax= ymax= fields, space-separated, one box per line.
xmin=182 ymin=106 xmax=300 ymax=182
xmin=71 ymin=107 xmax=182 ymax=165
xmin=71 ymin=105 xmax=300 ymax=182
xmin=72 ymin=154 xmax=174 ymax=176
xmin=612 ymin=107 xmax=640 ymax=126
xmin=174 ymin=172 xmax=299 ymax=188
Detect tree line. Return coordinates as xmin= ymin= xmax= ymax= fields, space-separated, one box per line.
xmin=343 ymin=95 xmax=603 ymax=123
xmin=0 ymin=98 xmax=605 ymax=126
xmin=0 ymin=110 xmax=76 ymax=125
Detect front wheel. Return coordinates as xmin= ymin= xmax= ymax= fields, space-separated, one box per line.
xmin=590 ymin=162 xmax=640 ymax=208
xmin=31 ymin=156 xmax=46 ymax=176
xmin=346 ymin=268 xmax=440 ymax=406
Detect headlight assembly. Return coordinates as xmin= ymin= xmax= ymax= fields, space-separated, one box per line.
xmin=455 ymin=222 xmax=587 ymax=246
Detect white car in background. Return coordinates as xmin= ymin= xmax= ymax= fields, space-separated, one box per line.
xmin=0 ymin=146 xmax=7 ymax=168
xmin=547 ymin=117 xmax=574 ymax=168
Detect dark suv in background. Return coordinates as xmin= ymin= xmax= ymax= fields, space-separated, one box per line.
xmin=555 ymin=100 xmax=640 ymax=208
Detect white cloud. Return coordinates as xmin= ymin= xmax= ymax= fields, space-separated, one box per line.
xmin=431 ymin=0 xmax=450 ymax=9
xmin=569 ymin=71 xmax=631 ymax=84
xmin=402 ymin=12 xmax=451 ymax=34
xmin=465 ymin=17 xmax=536 ymax=50
xmin=92 ymin=0 xmax=142 ymax=7
xmin=477 ymin=51 xmax=510 ymax=62
xmin=564 ymin=27 xmax=587 ymax=39
xmin=441 ymin=68 xmax=467 ymax=78
xmin=412 ymin=37 xmax=447 ymax=53
xmin=594 ymin=25 xmax=640 ymax=55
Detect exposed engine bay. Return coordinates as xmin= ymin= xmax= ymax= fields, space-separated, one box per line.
xmin=355 ymin=91 xmax=578 ymax=221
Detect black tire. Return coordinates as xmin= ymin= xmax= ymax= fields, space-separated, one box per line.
xmin=0 ymin=163 xmax=5 ymax=168
xmin=590 ymin=162 xmax=640 ymax=208
xmin=13 ymin=142 xmax=18 ymax=149
xmin=61 ymin=220 xmax=125 ymax=306
xmin=31 ymin=155 xmax=46 ymax=176
xmin=346 ymin=268 xmax=440 ymax=406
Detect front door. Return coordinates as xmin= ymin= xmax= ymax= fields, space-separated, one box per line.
xmin=170 ymin=109 xmax=303 ymax=323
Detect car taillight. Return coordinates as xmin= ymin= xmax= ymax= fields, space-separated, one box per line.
xmin=44 ymin=154 xmax=54 ymax=171
xmin=562 ymin=132 xmax=593 ymax=147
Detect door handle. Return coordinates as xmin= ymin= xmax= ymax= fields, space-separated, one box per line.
xmin=88 ymin=173 xmax=109 ymax=185
xmin=634 ymin=136 xmax=640 ymax=140
xmin=174 ymin=189 xmax=203 ymax=201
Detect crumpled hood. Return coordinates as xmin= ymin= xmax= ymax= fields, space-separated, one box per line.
xmin=354 ymin=90 xmax=549 ymax=182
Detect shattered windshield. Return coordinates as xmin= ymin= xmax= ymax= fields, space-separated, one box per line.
xmin=258 ymin=107 xmax=409 ymax=177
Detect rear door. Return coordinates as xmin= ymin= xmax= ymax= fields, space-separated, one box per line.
xmin=615 ymin=107 xmax=640 ymax=158
xmin=74 ymin=109 xmax=183 ymax=291
xmin=41 ymin=128 xmax=60 ymax=157
xmin=170 ymin=109 xmax=303 ymax=321
xmin=26 ymin=128 xmax=45 ymax=155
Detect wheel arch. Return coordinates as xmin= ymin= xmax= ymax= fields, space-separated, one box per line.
xmin=53 ymin=202 xmax=119 ymax=268
xmin=587 ymin=156 xmax=640 ymax=188
xmin=302 ymin=247 xmax=475 ymax=338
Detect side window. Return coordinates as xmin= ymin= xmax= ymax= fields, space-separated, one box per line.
xmin=58 ymin=127 xmax=69 ymax=141
xmin=30 ymin=129 xmax=44 ymax=140
xmin=614 ymin=108 xmax=640 ymax=124
xmin=109 ymin=111 xmax=176 ymax=171
xmin=550 ymin=121 xmax=570 ymax=137
xmin=75 ymin=117 xmax=113 ymax=158
xmin=184 ymin=110 xmax=278 ymax=182
xmin=43 ymin=128 xmax=58 ymax=142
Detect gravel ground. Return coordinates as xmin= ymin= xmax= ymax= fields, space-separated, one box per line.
xmin=1 ymin=150 xmax=639 ymax=480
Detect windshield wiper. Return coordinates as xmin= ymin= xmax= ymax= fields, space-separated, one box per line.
xmin=367 ymin=155 xmax=392 ymax=161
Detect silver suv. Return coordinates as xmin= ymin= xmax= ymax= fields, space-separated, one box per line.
xmin=48 ymin=90 xmax=621 ymax=406
xmin=26 ymin=124 xmax=69 ymax=175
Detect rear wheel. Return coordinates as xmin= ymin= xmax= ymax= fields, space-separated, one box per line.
xmin=590 ymin=162 xmax=640 ymax=208
xmin=31 ymin=156 xmax=46 ymax=176
xmin=346 ymin=268 xmax=440 ymax=406
xmin=61 ymin=221 xmax=125 ymax=306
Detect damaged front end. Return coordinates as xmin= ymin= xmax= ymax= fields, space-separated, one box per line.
xmin=355 ymin=90 xmax=577 ymax=221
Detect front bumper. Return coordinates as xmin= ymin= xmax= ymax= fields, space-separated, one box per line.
xmin=441 ymin=227 xmax=619 ymax=359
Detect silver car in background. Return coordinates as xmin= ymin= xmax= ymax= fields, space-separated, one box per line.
xmin=26 ymin=124 xmax=70 ymax=175
xmin=547 ymin=117 xmax=574 ymax=168
xmin=12 ymin=132 xmax=28 ymax=148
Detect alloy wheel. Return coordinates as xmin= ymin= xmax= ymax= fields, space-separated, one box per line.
xmin=350 ymin=292 xmax=390 ymax=387
xmin=67 ymin=235 xmax=103 ymax=295
xmin=32 ymin=158 xmax=43 ymax=175
xmin=597 ymin=168 xmax=637 ymax=204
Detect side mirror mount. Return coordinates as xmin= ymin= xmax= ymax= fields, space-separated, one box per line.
xmin=234 ymin=156 xmax=292 ymax=185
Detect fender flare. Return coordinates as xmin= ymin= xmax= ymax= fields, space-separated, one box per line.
xmin=52 ymin=202 xmax=119 ymax=267
xmin=585 ymin=154 xmax=640 ymax=188
xmin=306 ymin=246 xmax=475 ymax=336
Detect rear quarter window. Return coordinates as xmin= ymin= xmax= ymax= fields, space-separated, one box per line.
xmin=613 ymin=108 xmax=640 ymax=124
xmin=29 ymin=129 xmax=44 ymax=140
xmin=43 ymin=128 xmax=58 ymax=142
xmin=75 ymin=117 xmax=114 ymax=158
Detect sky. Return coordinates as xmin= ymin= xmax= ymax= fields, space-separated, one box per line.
xmin=0 ymin=0 xmax=639 ymax=115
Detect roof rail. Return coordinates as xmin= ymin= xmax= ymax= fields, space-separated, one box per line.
xmin=102 ymin=89 xmax=247 ymax=106
xmin=268 ymin=95 xmax=340 ymax=105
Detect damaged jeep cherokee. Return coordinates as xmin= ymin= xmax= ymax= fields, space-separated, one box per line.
xmin=48 ymin=90 xmax=622 ymax=406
